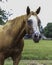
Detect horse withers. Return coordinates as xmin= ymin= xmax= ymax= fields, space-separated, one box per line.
xmin=0 ymin=6 xmax=41 ymax=65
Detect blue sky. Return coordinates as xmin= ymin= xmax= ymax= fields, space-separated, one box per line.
xmin=0 ymin=0 xmax=52 ymax=27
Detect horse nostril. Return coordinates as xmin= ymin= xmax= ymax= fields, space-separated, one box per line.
xmin=34 ymin=34 xmax=38 ymax=38
xmin=39 ymin=35 xmax=41 ymax=39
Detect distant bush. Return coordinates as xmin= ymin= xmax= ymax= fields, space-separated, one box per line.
xmin=44 ymin=23 xmax=52 ymax=38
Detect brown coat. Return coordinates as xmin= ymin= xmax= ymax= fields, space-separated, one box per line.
xmin=0 ymin=6 xmax=41 ymax=65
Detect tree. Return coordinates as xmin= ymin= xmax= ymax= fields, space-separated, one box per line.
xmin=0 ymin=7 xmax=13 ymax=25
xmin=0 ymin=8 xmax=8 ymax=25
xmin=44 ymin=23 xmax=52 ymax=38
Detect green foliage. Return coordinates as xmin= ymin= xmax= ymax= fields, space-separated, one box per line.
xmin=0 ymin=18 xmax=5 ymax=25
xmin=44 ymin=23 xmax=52 ymax=38
xmin=0 ymin=8 xmax=7 ymax=25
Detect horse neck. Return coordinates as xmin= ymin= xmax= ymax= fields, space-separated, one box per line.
xmin=14 ymin=26 xmax=26 ymax=43
xmin=11 ymin=15 xmax=26 ymax=36
xmin=3 ymin=12 xmax=31 ymax=39
xmin=4 ymin=11 xmax=32 ymax=36
xmin=11 ymin=25 xmax=26 ymax=48
xmin=3 ymin=15 xmax=26 ymax=39
xmin=14 ymin=19 xmax=26 ymax=41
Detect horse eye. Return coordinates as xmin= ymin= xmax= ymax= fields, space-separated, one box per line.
xmin=27 ymin=19 xmax=33 ymax=25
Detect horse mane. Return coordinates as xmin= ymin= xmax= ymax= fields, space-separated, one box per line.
xmin=3 ymin=14 xmax=26 ymax=28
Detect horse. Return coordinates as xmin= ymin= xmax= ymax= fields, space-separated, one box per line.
xmin=0 ymin=6 xmax=41 ymax=65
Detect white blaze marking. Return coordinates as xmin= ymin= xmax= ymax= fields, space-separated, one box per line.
xmin=28 ymin=15 xmax=40 ymax=34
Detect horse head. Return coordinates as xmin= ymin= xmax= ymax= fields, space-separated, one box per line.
xmin=25 ymin=6 xmax=41 ymax=43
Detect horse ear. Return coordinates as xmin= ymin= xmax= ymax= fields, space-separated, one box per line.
xmin=26 ymin=6 xmax=30 ymax=15
xmin=35 ymin=7 xmax=41 ymax=14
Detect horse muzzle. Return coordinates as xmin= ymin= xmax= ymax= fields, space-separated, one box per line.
xmin=32 ymin=32 xmax=41 ymax=43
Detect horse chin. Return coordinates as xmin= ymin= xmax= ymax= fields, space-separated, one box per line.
xmin=33 ymin=38 xmax=40 ymax=43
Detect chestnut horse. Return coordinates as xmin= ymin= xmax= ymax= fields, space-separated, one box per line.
xmin=0 ymin=6 xmax=41 ymax=65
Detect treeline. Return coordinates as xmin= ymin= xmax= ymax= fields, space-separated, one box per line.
xmin=44 ymin=23 xmax=52 ymax=38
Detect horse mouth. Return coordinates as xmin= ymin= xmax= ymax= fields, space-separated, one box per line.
xmin=33 ymin=38 xmax=39 ymax=43
xmin=32 ymin=32 xmax=41 ymax=43
xmin=32 ymin=35 xmax=40 ymax=43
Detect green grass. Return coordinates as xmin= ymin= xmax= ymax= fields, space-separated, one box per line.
xmin=22 ymin=39 xmax=52 ymax=60
xmin=4 ymin=60 xmax=52 ymax=65
xmin=4 ymin=40 xmax=52 ymax=65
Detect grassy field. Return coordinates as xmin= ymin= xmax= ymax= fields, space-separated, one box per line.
xmin=22 ymin=39 xmax=52 ymax=60
xmin=4 ymin=60 xmax=52 ymax=65
xmin=4 ymin=39 xmax=52 ymax=65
